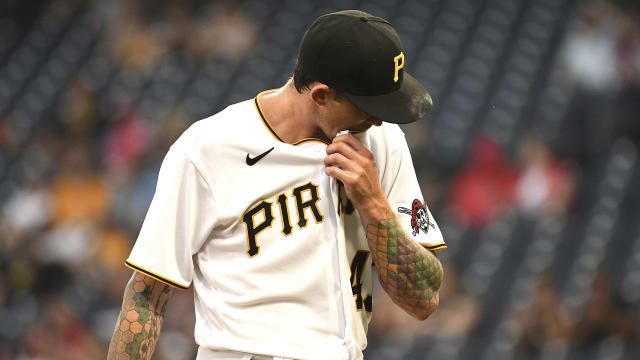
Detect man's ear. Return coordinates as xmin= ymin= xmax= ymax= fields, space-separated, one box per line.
xmin=309 ymin=83 xmax=333 ymax=106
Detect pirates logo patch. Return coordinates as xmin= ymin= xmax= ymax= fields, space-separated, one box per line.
xmin=398 ymin=199 xmax=435 ymax=236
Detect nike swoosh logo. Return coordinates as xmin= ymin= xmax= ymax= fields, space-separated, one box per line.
xmin=246 ymin=147 xmax=274 ymax=166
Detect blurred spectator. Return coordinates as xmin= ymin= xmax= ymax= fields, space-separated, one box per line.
xmin=616 ymin=15 xmax=640 ymax=84
xmin=35 ymin=221 xmax=96 ymax=266
xmin=515 ymin=138 xmax=574 ymax=216
xmin=107 ymin=0 xmax=258 ymax=69
xmin=572 ymin=271 xmax=640 ymax=350
xmin=58 ymin=75 xmax=103 ymax=137
xmin=562 ymin=0 xmax=620 ymax=92
xmin=612 ymin=16 xmax=640 ymax=144
xmin=514 ymin=274 xmax=573 ymax=356
xmin=188 ymin=3 xmax=257 ymax=60
xmin=18 ymin=296 xmax=104 ymax=360
xmin=557 ymin=0 xmax=640 ymax=165
xmin=448 ymin=136 xmax=518 ymax=228
xmin=108 ymin=110 xmax=186 ymax=231
xmin=103 ymin=107 xmax=151 ymax=174
xmin=92 ymin=219 xmax=132 ymax=274
xmin=1 ymin=181 xmax=51 ymax=251
xmin=50 ymin=143 xmax=110 ymax=225
xmin=34 ymin=143 xmax=110 ymax=267
xmin=108 ymin=2 xmax=167 ymax=72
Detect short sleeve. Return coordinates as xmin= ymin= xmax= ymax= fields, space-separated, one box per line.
xmin=380 ymin=129 xmax=446 ymax=252
xmin=126 ymin=148 xmax=217 ymax=289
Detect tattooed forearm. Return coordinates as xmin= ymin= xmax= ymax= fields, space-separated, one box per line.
xmin=366 ymin=211 xmax=443 ymax=320
xmin=107 ymin=272 xmax=173 ymax=360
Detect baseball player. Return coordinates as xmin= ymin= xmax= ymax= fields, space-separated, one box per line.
xmin=108 ymin=10 xmax=445 ymax=360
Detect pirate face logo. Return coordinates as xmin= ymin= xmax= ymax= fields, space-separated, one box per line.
xmin=398 ymin=199 xmax=435 ymax=236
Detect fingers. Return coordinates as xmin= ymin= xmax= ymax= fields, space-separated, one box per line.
xmin=325 ymin=132 xmax=375 ymax=184
xmin=324 ymin=152 xmax=356 ymax=172
xmin=324 ymin=163 xmax=355 ymax=183
xmin=327 ymin=133 xmax=373 ymax=161
xmin=325 ymin=153 xmax=368 ymax=188
xmin=332 ymin=133 xmax=367 ymax=153
xmin=326 ymin=141 xmax=359 ymax=161
xmin=324 ymin=152 xmax=361 ymax=185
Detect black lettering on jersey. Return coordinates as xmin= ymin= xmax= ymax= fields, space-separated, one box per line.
xmin=364 ymin=294 xmax=372 ymax=314
xmin=277 ymin=193 xmax=293 ymax=236
xmin=242 ymin=182 xmax=324 ymax=257
xmin=242 ymin=201 xmax=274 ymax=257
xmin=350 ymin=250 xmax=372 ymax=313
xmin=292 ymin=182 xmax=324 ymax=228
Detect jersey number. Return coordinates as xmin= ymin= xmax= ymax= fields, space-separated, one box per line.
xmin=351 ymin=250 xmax=372 ymax=313
xmin=242 ymin=182 xmax=323 ymax=257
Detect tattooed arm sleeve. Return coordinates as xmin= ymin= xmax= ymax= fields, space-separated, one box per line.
xmin=107 ymin=272 xmax=173 ymax=360
xmin=365 ymin=210 xmax=443 ymax=320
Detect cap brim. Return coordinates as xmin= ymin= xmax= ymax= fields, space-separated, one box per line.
xmin=342 ymin=72 xmax=432 ymax=124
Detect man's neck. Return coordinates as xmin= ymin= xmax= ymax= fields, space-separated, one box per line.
xmin=258 ymin=80 xmax=329 ymax=144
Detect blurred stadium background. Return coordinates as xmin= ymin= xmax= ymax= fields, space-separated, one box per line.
xmin=1 ymin=0 xmax=639 ymax=359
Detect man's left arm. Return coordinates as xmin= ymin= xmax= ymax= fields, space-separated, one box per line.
xmin=325 ymin=133 xmax=443 ymax=320
xmin=362 ymin=207 xmax=442 ymax=319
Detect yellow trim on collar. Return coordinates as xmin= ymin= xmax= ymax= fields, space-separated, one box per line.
xmin=254 ymin=90 xmax=329 ymax=146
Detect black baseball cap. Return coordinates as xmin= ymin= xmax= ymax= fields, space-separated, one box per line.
xmin=297 ymin=10 xmax=432 ymax=124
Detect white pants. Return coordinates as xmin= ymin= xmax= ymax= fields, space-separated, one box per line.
xmin=196 ymin=347 xmax=293 ymax=360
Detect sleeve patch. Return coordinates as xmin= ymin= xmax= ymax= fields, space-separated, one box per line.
xmin=397 ymin=199 xmax=436 ymax=236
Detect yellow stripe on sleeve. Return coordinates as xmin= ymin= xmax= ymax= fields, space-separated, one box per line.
xmin=422 ymin=243 xmax=447 ymax=252
xmin=124 ymin=260 xmax=190 ymax=290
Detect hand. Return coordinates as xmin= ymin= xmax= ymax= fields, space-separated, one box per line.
xmin=324 ymin=133 xmax=388 ymax=214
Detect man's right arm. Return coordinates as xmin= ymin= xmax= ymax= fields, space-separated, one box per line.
xmin=107 ymin=272 xmax=173 ymax=360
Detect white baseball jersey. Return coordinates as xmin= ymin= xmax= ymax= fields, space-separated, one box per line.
xmin=126 ymin=91 xmax=446 ymax=360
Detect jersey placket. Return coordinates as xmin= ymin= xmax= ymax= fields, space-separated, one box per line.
xmin=328 ymin=175 xmax=361 ymax=359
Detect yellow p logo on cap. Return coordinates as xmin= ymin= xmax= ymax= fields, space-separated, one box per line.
xmin=393 ymin=52 xmax=404 ymax=83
